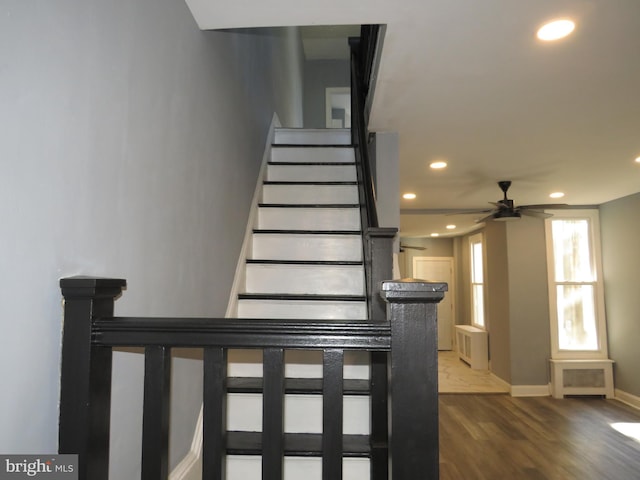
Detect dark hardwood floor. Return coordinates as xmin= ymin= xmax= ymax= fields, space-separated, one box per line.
xmin=439 ymin=394 xmax=640 ymax=480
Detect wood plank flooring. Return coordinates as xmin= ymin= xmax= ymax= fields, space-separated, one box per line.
xmin=439 ymin=394 xmax=640 ymax=480
xmin=438 ymin=351 xmax=510 ymax=394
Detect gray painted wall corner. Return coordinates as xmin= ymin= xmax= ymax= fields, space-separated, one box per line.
xmin=601 ymin=192 xmax=640 ymax=397
xmin=506 ymin=218 xmax=551 ymax=386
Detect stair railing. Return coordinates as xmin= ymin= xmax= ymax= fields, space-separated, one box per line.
xmin=58 ymin=276 xmax=446 ymax=480
xmin=349 ymin=27 xmax=399 ymax=480
xmin=349 ymin=26 xmax=379 ymax=232
xmin=349 ymin=26 xmax=396 ymax=323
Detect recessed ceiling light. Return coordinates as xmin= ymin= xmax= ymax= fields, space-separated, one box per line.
xmin=403 ymin=193 xmax=417 ymax=200
xmin=635 ymin=156 xmax=640 ymax=164
xmin=446 ymin=224 xmax=456 ymax=230
xmin=430 ymin=161 xmax=448 ymax=170
xmin=537 ymin=19 xmax=576 ymax=41
xmin=430 ymin=233 xmax=440 ymax=237
xmin=550 ymin=192 xmax=565 ymax=199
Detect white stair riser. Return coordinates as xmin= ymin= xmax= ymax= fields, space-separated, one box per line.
xmin=267 ymin=164 xmax=357 ymax=182
xmin=285 ymin=351 xmax=370 ymax=379
xmin=274 ymin=128 xmax=351 ymax=145
xmin=227 ymin=351 xmax=370 ymax=380
xmin=252 ymin=234 xmax=362 ymax=261
xmin=262 ymin=184 xmax=359 ymax=205
xmin=271 ymin=147 xmax=355 ymax=164
xmin=218 ymin=130 xmax=372 ymax=480
xmin=227 ymin=394 xmax=370 ymax=434
xmin=236 ymin=299 xmax=367 ymax=320
xmin=245 ymin=264 xmax=364 ymax=295
xmin=258 ymin=208 xmax=360 ymax=231
xmin=226 ymin=457 xmax=369 ymax=480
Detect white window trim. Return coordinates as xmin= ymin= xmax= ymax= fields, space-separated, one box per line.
xmin=544 ymin=209 xmax=608 ymax=360
xmin=469 ymin=232 xmax=486 ymax=330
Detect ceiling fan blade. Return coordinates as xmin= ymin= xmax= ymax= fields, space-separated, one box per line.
xmin=520 ymin=209 xmax=553 ymax=219
xmin=400 ymin=244 xmax=426 ymax=250
xmin=446 ymin=208 xmax=494 ymax=215
xmin=520 ymin=203 xmax=569 ymax=210
xmin=475 ymin=213 xmax=496 ymax=223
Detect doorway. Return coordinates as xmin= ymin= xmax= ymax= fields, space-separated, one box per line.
xmin=325 ymin=87 xmax=351 ymax=128
xmin=412 ymin=256 xmax=455 ymax=350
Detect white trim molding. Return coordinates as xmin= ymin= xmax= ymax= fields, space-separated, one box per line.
xmin=511 ymin=385 xmax=551 ymax=397
xmin=615 ymin=389 xmax=640 ymax=410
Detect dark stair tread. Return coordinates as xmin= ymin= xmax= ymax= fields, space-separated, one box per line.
xmin=263 ymin=181 xmax=358 ymax=185
xmin=238 ymin=293 xmax=366 ymax=302
xmin=268 ymin=162 xmax=356 ymax=166
xmin=227 ymin=377 xmax=370 ymax=395
xmin=226 ymin=431 xmax=371 ymax=457
xmin=253 ymin=229 xmax=362 ymax=235
xmin=272 ymin=144 xmax=355 ymax=148
xmin=258 ymin=203 xmax=360 ymax=208
xmin=246 ymin=260 xmax=362 ymax=266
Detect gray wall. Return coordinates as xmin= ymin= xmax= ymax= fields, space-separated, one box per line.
xmin=398 ymin=237 xmax=454 ymax=278
xmin=483 ymin=222 xmax=511 ymax=383
xmin=457 ymin=220 xmax=551 ymax=386
xmin=374 ymin=132 xmax=400 ymax=236
xmin=601 ymin=192 xmax=640 ymax=397
xmin=506 ymin=218 xmax=551 ymax=386
xmin=453 ymin=236 xmax=470 ymax=327
xmin=304 ymin=59 xmax=350 ymax=128
xmin=0 ymin=1 xmax=303 ymax=478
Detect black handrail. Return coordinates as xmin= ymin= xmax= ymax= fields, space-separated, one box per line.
xmin=350 ymin=28 xmax=379 ymax=230
xmin=349 ymin=25 xmax=396 ymax=325
xmin=349 ymin=30 xmax=396 ymax=480
xmin=58 ymin=276 xmax=446 ymax=480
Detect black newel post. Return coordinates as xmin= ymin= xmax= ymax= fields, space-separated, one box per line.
xmin=381 ymin=279 xmax=447 ymax=480
xmin=59 ymin=276 xmax=126 ymax=480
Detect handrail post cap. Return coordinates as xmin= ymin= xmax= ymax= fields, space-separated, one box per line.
xmin=379 ymin=278 xmax=447 ymax=303
xmin=60 ymin=276 xmax=127 ymax=299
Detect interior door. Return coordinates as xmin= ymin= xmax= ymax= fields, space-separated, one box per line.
xmin=413 ymin=257 xmax=454 ymax=350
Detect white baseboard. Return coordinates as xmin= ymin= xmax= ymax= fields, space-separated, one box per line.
xmin=170 ymin=113 xmax=281 ymax=480
xmin=615 ymin=389 xmax=640 ymax=410
xmin=169 ymin=406 xmax=203 ymax=480
xmin=511 ymin=384 xmax=550 ymax=397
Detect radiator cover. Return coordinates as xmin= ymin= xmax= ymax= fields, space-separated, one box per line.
xmin=550 ymin=359 xmax=614 ymax=399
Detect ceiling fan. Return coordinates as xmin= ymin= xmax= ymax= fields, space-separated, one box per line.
xmin=459 ymin=181 xmax=568 ymax=222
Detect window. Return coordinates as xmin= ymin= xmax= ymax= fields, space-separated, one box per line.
xmin=545 ymin=210 xmax=608 ymax=359
xmin=469 ymin=233 xmax=485 ymax=328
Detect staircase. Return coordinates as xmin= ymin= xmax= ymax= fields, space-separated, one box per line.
xmin=56 ymin=28 xmax=445 ymax=479
xmin=227 ymin=127 xmax=371 ymax=478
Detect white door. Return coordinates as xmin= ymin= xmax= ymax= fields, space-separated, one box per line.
xmin=413 ymin=257 xmax=454 ymax=350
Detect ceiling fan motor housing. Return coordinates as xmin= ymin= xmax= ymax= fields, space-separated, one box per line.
xmin=497 ymin=198 xmax=515 ymax=209
xmin=493 ymin=208 xmax=521 ymax=221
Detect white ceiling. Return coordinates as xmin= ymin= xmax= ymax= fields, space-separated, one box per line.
xmin=185 ymin=0 xmax=640 ymax=238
